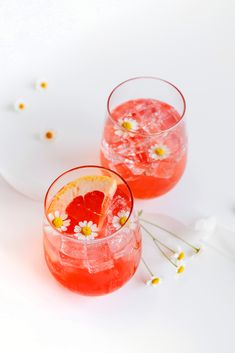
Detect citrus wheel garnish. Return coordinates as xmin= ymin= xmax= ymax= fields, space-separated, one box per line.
xmin=47 ymin=175 xmax=117 ymax=234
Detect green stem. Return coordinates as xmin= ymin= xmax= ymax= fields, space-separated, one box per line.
xmin=139 ymin=221 xmax=175 ymax=254
xmin=140 ymin=224 xmax=177 ymax=268
xmin=140 ymin=218 xmax=200 ymax=253
xmin=141 ymin=257 xmax=154 ymax=277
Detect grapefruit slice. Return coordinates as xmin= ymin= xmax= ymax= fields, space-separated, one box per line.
xmin=47 ymin=175 xmax=117 ymax=234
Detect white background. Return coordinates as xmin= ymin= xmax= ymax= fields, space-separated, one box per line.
xmin=0 ymin=1 xmax=235 ymax=352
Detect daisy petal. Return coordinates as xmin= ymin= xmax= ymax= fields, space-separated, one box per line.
xmin=87 ymin=221 xmax=93 ymax=227
xmin=76 ymin=234 xmax=85 ymax=240
xmin=63 ymin=220 xmax=71 ymax=227
xmin=91 ymin=224 xmax=98 ymax=232
xmin=118 ymin=210 xmax=126 ymax=218
xmin=54 ymin=211 xmax=60 ymax=218
xmin=90 ymin=233 xmax=97 ymax=239
xmin=61 ymin=213 xmax=68 ymax=220
xmin=48 ymin=213 xmax=54 ymax=221
xmin=74 ymin=226 xmax=81 ymax=233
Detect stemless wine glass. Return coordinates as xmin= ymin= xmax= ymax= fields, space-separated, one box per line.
xmin=100 ymin=77 xmax=187 ymax=198
xmin=43 ymin=165 xmax=141 ymax=296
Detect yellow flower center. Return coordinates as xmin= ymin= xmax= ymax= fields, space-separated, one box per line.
xmin=122 ymin=121 xmax=132 ymax=131
xmin=177 ymin=252 xmax=185 ymax=261
xmin=119 ymin=216 xmax=128 ymax=226
xmin=151 ymin=278 xmax=160 ymax=285
xmin=40 ymin=82 xmax=47 ymax=89
xmin=177 ymin=265 xmax=185 ymax=274
xmin=155 ymin=147 xmax=165 ymax=156
xmin=45 ymin=131 xmax=54 ymax=140
xmin=52 ymin=217 xmax=63 ymax=228
xmin=81 ymin=226 xmax=92 ymax=236
xmin=19 ymin=103 xmax=25 ymax=110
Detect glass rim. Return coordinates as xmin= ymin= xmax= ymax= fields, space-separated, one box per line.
xmin=107 ymin=76 xmax=186 ymax=136
xmin=44 ymin=165 xmax=134 ymax=244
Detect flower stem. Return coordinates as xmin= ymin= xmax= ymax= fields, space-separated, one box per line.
xmin=140 ymin=223 xmax=175 ymax=254
xmin=140 ymin=224 xmax=177 ymax=268
xmin=140 ymin=218 xmax=200 ymax=253
xmin=141 ymin=257 xmax=154 ymax=277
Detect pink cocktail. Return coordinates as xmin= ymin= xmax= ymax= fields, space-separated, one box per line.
xmin=101 ymin=77 xmax=187 ymax=198
xmin=43 ymin=166 xmax=141 ymax=296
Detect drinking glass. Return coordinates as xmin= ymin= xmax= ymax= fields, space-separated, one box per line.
xmin=100 ymin=77 xmax=187 ymax=198
xmin=43 ymin=165 xmax=141 ymax=296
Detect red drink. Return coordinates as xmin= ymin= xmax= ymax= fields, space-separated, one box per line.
xmin=43 ymin=166 xmax=141 ymax=296
xmin=101 ymin=77 xmax=187 ymax=198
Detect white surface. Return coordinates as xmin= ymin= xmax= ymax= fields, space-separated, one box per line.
xmin=1 ymin=1 xmax=235 ymax=352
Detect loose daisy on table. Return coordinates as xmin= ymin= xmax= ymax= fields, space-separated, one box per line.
xmin=146 ymin=276 xmax=162 ymax=287
xmin=14 ymin=98 xmax=26 ymax=112
xmin=48 ymin=211 xmax=71 ymax=232
xmin=171 ymin=247 xmax=185 ymax=265
xmin=36 ymin=78 xmax=48 ymax=90
xmin=114 ymin=117 xmax=138 ymax=137
xmin=74 ymin=221 xmax=98 ymax=240
xmin=40 ymin=129 xmax=56 ymax=141
xmin=112 ymin=210 xmax=129 ymax=230
xmin=148 ymin=143 xmax=171 ymax=160
xmin=142 ymin=257 xmax=162 ymax=287
xmin=176 ymin=263 xmax=186 ymax=276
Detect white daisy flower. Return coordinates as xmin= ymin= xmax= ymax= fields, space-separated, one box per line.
xmin=148 ymin=144 xmax=171 ymax=160
xmin=48 ymin=211 xmax=71 ymax=232
xmin=40 ymin=129 xmax=56 ymax=141
xmin=112 ymin=210 xmax=130 ymax=230
xmin=36 ymin=78 xmax=48 ymax=90
xmin=171 ymin=247 xmax=185 ymax=265
xmin=74 ymin=220 xmax=98 ymax=240
xmin=14 ymin=98 xmax=26 ymax=112
xmin=114 ymin=117 xmax=138 ymax=137
xmin=176 ymin=263 xmax=186 ymax=276
xmin=146 ymin=276 xmax=162 ymax=287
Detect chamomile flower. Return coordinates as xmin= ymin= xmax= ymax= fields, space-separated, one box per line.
xmin=40 ymin=129 xmax=56 ymax=141
xmin=141 ymin=257 xmax=162 ymax=287
xmin=176 ymin=263 xmax=186 ymax=275
xmin=48 ymin=211 xmax=71 ymax=232
xmin=36 ymin=78 xmax=48 ymax=90
xmin=171 ymin=247 xmax=185 ymax=264
xmin=146 ymin=276 xmax=162 ymax=287
xmin=112 ymin=210 xmax=129 ymax=230
xmin=14 ymin=98 xmax=26 ymax=112
xmin=74 ymin=221 xmax=98 ymax=240
xmin=148 ymin=143 xmax=171 ymax=161
xmin=114 ymin=117 xmax=138 ymax=137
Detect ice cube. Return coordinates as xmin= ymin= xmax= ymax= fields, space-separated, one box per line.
xmin=108 ymin=229 xmax=134 ymax=260
xmin=59 ymin=237 xmax=87 ymax=268
xmin=85 ymin=242 xmax=114 ymax=273
xmin=153 ymin=160 xmax=176 ymax=179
